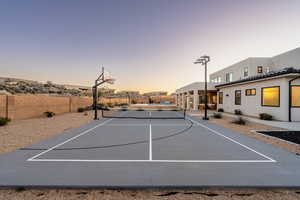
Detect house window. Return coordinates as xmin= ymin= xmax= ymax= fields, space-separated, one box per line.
xmin=212 ymin=76 xmax=222 ymax=83
xmin=244 ymin=67 xmax=249 ymax=77
xmin=219 ymin=92 xmax=223 ymax=104
xmin=217 ymin=76 xmax=221 ymax=83
xmin=257 ymin=66 xmax=263 ymax=73
xmin=292 ymin=86 xmax=300 ymax=107
xmin=245 ymin=89 xmax=256 ymax=96
xmin=199 ymin=95 xmax=205 ymax=104
xmin=225 ymin=72 xmax=233 ymax=82
xmin=235 ymin=90 xmax=241 ymax=105
xmin=261 ymin=86 xmax=280 ymax=107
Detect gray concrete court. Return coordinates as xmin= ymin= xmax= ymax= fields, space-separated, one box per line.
xmin=0 ymin=111 xmax=300 ymax=188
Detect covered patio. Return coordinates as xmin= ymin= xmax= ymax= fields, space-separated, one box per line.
xmin=175 ymin=82 xmax=217 ymax=111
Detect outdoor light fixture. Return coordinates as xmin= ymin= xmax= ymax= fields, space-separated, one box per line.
xmin=194 ymin=55 xmax=210 ymax=120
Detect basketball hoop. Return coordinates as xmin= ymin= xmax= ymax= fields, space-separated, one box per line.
xmin=104 ymin=78 xmax=115 ymax=85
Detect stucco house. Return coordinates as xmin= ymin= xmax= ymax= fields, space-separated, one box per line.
xmin=176 ymin=47 xmax=300 ymax=122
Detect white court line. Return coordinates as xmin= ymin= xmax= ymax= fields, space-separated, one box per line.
xmin=188 ymin=117 xmax=276 ymax=162
xmin=149 ymin=124 xmax=152 ymax=161
xmin=27 ymin=118 xmax=114 ymax=161
xmin=29 ymin=159 xmax=275 ymax=163
xmin=103 ymin=124 xmax=193 ymax=126
xmin=27 ymin=115 xmax=276 ymax=163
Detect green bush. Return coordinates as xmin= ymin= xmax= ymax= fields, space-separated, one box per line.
xmin=259 ymin=113 xmax=273 ymax=121
xmin=217 ymin=108 xmax=224 ymax=112
xmin=157 ymin=108 xmax=163 ymax=112
xmin=231 ymin=117 xmax=246 ymax=125
xmin=0 ymin=117 xmax=11 ymax=126
xmin=136 ymin=108 xmax=144 ymax=111
xmin=213 ymin=112 xmax=222 ymax=119
xmin=106 ymin=102 xmax=114 ymax=108
xmin=77 ymin=107 xmax=85 ymax=112
xmin=44 ymin=111 xmax=55 ymax=118
xmin=98 ymin=103 xmax=105 ymax=107
xmin=234 ymin=109 xmax=242 ymax=115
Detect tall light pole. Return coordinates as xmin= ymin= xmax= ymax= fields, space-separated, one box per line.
xmin=194 ymin=55 xmax=210 ymax=120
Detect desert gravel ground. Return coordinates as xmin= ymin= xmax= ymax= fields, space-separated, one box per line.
xmin=0 ymin=111 xmax=94 ymax=155
xmin=1 ymin=111 xmax=300 ymax=199
xmin=1 ymin=188 xmax=300 ymax=200
xmin=194 ymin=113 xmax=300 ymax=155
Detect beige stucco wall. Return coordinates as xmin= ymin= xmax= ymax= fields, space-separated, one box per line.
xmin=0 ymin=95 xmax=93 ymax=120
xmin=0 ymin=95 xmax=6 ymax=118
xmin=217 ymin=77 xmax=290 ymax=121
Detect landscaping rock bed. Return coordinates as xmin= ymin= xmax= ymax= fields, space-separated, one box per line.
xmin=257 ymin=131 xmax=300 ymax=145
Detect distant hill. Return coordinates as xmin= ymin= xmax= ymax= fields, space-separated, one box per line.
xmin=0 ymin=77 xmax=91 ymax=96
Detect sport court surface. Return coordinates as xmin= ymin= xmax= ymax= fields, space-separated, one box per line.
xmin=0 ymin=110 xmax=300 ymax=188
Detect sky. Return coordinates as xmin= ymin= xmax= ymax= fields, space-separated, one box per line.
xmin=0 ymin=0 xmax=300 ymax=93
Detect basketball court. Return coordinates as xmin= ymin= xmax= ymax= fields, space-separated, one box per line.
xmin=1 ymin=110 xmax=300 ymax=187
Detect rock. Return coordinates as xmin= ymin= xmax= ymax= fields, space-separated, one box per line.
xmin=0 ymin=90 xmax=11 ymax=95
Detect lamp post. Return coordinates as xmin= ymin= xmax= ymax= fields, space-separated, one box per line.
xmin=194 ymin=55 xmax=210 ymax=120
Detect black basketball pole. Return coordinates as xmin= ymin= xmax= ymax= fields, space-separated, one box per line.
xmin=194 ymin=55 xmax=210 ymax=120
xmin=93 ymin=67 xmax=106 ymax=120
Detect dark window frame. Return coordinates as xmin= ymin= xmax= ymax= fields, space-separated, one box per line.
xmin=225 ymin=72 xmax=233 ymax=83
xmin=235 ymin=90 xmax=241 ymax=105
xmin=219 ymin=92 xmax=223 ymax=104
xmin=244 ymin=67 xmax=249 ymax=77
xmin=291 ymin=85 xmax=300 ymax=108
xmin=257 ymin=66 xmax=263 ymax=73
xmin=261 ymin=86 xmax=280 ymax=107
xmin=245 ymin=88 xmax=256 ymax=96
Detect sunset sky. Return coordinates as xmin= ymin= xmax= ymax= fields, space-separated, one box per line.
xmin=1 ymin=0 xmax=300 ymax=93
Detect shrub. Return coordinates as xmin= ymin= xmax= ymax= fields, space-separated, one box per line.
xmin=234 ymin=109 xmax=242 ymax=115
xmin=121 ymin=108 xmax=128 ymax=111
xmin=157 ymin=108 xmax=163 ymax=112
xmin=98 ymin=103 xmax=105 ymax=107
xmin=259 ymin=113 xmax=273 ymax=121
xmin=231 ymin=117 xmax=246 ymax=125
xmin=106 ymin=102 xmax=114 ymax=108
xmin=44 ymin=111 xmax=55 ymax=118
xmin=136 ymin=108 xmax=144 ymax=111
xmin=217 ymin=108 xmax=224 ymax=112
xmin=213 ymin=112 xmax=222 ymax=119
xmin=77 ymin=107 xmax=85 ymax=113
xmin=0 ymin=117 xmax=11 ymax=126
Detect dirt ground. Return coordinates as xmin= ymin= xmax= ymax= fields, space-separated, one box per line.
xmin=1 ymin=111 xmax=300 ymax=199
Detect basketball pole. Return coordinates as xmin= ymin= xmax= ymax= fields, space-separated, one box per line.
xmin=93 ymin=67 xmax=105 ymax=120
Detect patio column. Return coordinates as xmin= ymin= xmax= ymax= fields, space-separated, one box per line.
xmin=186 ymin=95 xmax=191 ymax=110
xmin=181 ymin=93 xmax=185 ymax=109
xmin=193 ymin=90 xmax=199 ymax=110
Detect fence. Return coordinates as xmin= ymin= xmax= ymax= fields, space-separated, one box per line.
xmin=0 ymin=95 xmax=93 ymax=120
xmin=0 ymin=95 xmax=176 ymax=120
